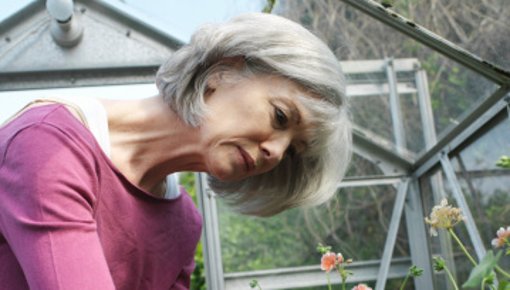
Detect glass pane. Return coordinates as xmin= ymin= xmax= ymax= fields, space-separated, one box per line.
xmin=275 ymin=0 xmax=499 ymax=156
xmin=345 ymin=152 xmax=385 ymax=177
xmin=450 ymin=114 xmax=510 ymax=270
xmin=388 ymin=1 xmax=510 ymax=71
xmin=345 ymin=63 xmax=430 ymax=156
xmin=350 ymin=92 xmax=393 ymax=145
xmin=400 ymin=92 xmax=426 ymax=153
xmin=219 ymin=184 xmax=410 ymax=273
xmin=0 ymin=0 xmax=32 ymax=21
xmin=118 ymin=0 xmax=265 ymax=41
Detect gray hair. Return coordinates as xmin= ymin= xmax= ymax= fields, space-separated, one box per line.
xmin=156 ymin=13 xmax=352 ymax=216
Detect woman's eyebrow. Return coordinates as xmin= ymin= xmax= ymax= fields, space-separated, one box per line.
xmin=272 ymin=96 xmax=302 ymax=125
xmin=291 ymin=104 xmax=301 ymax=125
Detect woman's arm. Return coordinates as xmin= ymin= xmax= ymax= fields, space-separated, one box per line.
xmin=0 ymin=123 xmax=115 ymax=290
xmin=171 ymin=257 xmax=196 ymax=290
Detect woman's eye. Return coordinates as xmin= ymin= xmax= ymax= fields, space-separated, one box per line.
xmin=274 ymin=107 xmax=288 ymax=128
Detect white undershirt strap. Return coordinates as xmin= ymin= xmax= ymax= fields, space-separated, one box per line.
xmin=59 ymin=97 xmax=111 ymax=157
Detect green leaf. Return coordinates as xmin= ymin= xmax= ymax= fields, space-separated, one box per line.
xmin=498 ymin=280 xmax=510 ymax=290
xmin=433 ymin=256 xmax=446 ymax=272
xmin=462 ymin=250 xmax=502 ymax=288
xmin=496 ymin=156 xmax=510 ymax=169
xmin=316 ymin=243 xmax=332 ymax=255
xmin=410 ymin=265 xmax=424 ymax=277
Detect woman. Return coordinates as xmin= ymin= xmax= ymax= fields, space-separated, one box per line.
xmin=0 ymin=13 xmax=351 ymax=290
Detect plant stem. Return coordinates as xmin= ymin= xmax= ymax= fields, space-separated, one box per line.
xmin=443 ymin=264 xmax=460 ymax=290
xmin=448 ymin=228 xmax=477 ymax=266
xmin=337 ymin=267 xmax=346 ymax=290
xmin=481 ymin=278 xmax=497 ymax=290
xmin=495 ymin=265 xmax=510 ymax=279
xmin=327 ymin=273 xmax=332 ymax=290
xmin=399 ymin=273 xmax=410 ymax=290
xmin=448 ymin=229 xmax=510 ymax=280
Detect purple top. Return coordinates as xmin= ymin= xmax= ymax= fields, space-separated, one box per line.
xmin=0 ymin=105 xmax=202 ymax=290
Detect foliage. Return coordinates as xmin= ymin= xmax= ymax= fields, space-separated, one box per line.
xmin=398 ymin=265 xmax=423 ymax=290
xmin=249 ymin=279 xmax=262 ymax=290
xmin=262 ymin=0 xmax=276 ymax=13
xmin=219 ymin=184 xmax=411 ymax=274
xmin=179 ymin=173 xmax=206 ymax=290
xmin=498 ymin=280 xmax=510 ymax=290
xmin=496 ymin=156 xmax=510 ymax=169
xmin=425 ymin=199 xmax=510 ymax=289
xmin=462 ymin=250 xmax=501 ymax=288
xmin=432 ymin=255 xmax=459 ymax=290
xmin=219 ymin=201 xmax=312 ymax=272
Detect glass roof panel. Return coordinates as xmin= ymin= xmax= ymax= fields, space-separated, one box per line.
xmin=110 ymin=0 xmax=265 ymax=42
xmin=0 ymin=0 xmax=33 ymax=22
xmin=275 ymin=1 xmax=499 ymax=157
xmin=452 ymin=113 xmax=510 ymax=172
xmin=387 ymin=0 xmax=510 ymax=72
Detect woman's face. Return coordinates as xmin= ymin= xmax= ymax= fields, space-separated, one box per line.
xmin=200 ymin=73 xmax=312 ymax=181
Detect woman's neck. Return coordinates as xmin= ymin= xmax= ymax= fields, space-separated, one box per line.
xmin=100 ymin=96 xmax=206 ymax=194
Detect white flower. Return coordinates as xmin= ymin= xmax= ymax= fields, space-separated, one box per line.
xmin=424 ymin=198 xmax=465 ymax=236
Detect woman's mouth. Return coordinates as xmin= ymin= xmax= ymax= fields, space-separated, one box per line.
xmin=237 ymin=146 xmax=255 ymax=172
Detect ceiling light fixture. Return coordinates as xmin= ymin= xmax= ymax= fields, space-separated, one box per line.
xmin=46 ymin=0 xmax=83 ymax=47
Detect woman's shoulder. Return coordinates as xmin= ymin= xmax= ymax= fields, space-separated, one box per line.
xmin=0 ymin=105 xmax=103 ymax=207
xmin=1 ymin=104 xmax=97 ymax=150
xmin=0 ymin=104 xmax=101 ymax=170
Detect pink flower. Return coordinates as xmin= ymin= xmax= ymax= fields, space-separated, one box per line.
xmin=352 ymin=283 xmax=372 ymax=290
xmin=491 ymin=226 xmax=510 ymax=248
xmin=320 ymin=252 xmax=337 ymax=272
xmin=337 ymin=253 xmax=344 ymax=264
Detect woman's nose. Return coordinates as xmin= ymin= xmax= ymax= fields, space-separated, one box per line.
xmin=260 ymin=134 xmax=291 ymax=167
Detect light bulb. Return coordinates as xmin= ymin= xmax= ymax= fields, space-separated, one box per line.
xmin=46 ymin=0 xmax=74 ymax=22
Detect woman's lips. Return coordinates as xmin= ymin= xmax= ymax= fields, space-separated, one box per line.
xmin=237 ymin=146 xmax=255 ymax=172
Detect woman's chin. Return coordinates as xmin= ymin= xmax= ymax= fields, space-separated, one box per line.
xmin=210 ymin=168 xmax=245 ymax=182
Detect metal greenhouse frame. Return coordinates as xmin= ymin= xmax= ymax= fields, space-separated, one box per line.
xmin=197 ymin=1 xmax=510 ymax=289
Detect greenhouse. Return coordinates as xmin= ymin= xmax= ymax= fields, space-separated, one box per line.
xmin=1 ymin=0 xmax=509 ymax=290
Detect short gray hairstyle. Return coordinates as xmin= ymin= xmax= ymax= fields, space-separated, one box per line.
xmin=156 ymin=13 xmax=352 ymax=216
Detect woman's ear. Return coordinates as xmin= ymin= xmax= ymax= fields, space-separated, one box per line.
xmin=204 ymin=71 xmax=221 ymax=99
xmin=205 ymin=56 xmax=246 ymax=98
xmin=207 ymin=71 xmax=222 ymax=90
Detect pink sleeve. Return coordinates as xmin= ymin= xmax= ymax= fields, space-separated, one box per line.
xmin=0 ymin=123 xmax=115 ymax=290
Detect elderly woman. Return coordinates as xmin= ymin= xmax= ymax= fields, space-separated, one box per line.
xmin=0 ymin=13 xmax=351 ymax=290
